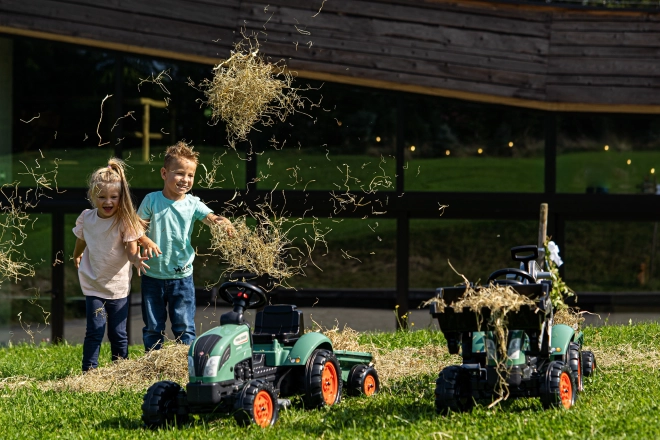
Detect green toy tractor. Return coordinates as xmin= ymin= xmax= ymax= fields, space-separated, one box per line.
xmin=429 ymin=245 xmax=596 ymax=413
xmin=142 ymin=281 xmax=379 ymax=428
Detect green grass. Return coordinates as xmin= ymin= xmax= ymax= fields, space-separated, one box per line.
xmin=1 ymin=324 xmax=660 ymax=439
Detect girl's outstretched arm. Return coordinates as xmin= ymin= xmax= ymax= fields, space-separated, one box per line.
xmin=126 ymin=240 xmax=150 ymax=276
xmin=73 ymin=238 xmax=87 ymax=269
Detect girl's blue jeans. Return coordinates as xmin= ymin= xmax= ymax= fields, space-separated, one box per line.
xmin=82 ymin=295 xmax=128 ymax=371
xmin=141 ymin=274 xmax=196 ymax=351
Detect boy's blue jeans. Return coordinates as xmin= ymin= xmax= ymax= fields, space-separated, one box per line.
xmin=82 ymin=295 xmax=128 ymax=371
xmin=141 ymin=274 xmax=196 ymax=351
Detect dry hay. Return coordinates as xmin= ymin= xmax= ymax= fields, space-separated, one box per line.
xmin=0 ymin=183 xmax=37 ymax=284
xmin=208 ymin=205 xmax=327 ymax=287
xmin=319 ymin=325 xmax=455 ymax=387
xmin=196 ymin=34 xmax=309 ymax=148
xmin=553 ymin=307 xmax=585 ymax=330
xmin=44 ymin=343 xmax=189 ymax=393
xmin=586 ymin=343 xmax=660 ymax=372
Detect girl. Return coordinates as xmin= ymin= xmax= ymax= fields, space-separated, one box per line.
xmin=73 ymin=158 xmax=149 ymax=372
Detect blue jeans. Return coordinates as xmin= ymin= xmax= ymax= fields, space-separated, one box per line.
xmin=141 ymin=275 xmax=196 ymax=351
xmin=82 ymin=295 xmax=128 ymax=371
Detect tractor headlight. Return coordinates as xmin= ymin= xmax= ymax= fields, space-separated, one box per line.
xmin=187 ymin=356 xmax=194 ymax=376
xmin=203 ymin=355 xmax=221 ymax=378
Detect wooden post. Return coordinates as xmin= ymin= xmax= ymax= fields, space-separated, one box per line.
xmin=142 ymin=101 xmax=150 ymax=162
xmin=538 ymin=203 xmax=548 ymax=249
xmin=395 ymin=94 xmax=409 ymax=330
xmin=51 ymin=212 xmax=65 ymax=343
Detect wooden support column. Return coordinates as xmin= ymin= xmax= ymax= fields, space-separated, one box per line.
xmin=545 ymin=113 xmax=557 ymax=195
xmin=113 ymin=54 xmax=124 ymax=159
xmin=51 ymin=212 xmax=65 ymax=343
xmin=395 ymin=94 xmax=409 ymax=329
xmin=142 ymin=101 xmax=151 ymax=162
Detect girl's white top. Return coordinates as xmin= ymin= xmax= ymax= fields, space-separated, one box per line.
xmin=73 ymin=209 xmax=142 ymax=299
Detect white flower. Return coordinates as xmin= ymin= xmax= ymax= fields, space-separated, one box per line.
xmin=547 ymin=241 xmax=563 ymax=267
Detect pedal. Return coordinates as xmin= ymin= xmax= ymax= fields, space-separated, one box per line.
xmin=277 ymin=398 xmax=291 ymax=410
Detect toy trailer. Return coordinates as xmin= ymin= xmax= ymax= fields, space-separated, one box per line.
xmin=142 ymin=282 xmax=379 ymax=429
xmin=428 ymin=245 xmax=595 ymax=414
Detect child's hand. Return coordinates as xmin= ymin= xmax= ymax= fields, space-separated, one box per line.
xmin=215 ymin=216 xmax=235 ymax=237
xmin=139 ymin=237 xmax=162 ymax=259
xmin=74 ymin=254 xmax=82 ymax=269
xmin=132 ymin=254 xmax=150 ymax=276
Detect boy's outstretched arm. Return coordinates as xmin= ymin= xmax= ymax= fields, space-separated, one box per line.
xmin=73 ymin=237 xmax=86 ymax=269
xmin=138 ymin=235 xmax=162 ymax=259
xmin=203 ymin=213 xmax=235 ymax=236
xmin=126 ymin=240 xmax=150 ymax=276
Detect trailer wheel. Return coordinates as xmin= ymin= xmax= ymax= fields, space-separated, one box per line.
xmin=581 ymin=350 xmax=596 ymax=377
xmin=302 ymin=349 xmax=343 ymax=408
xmin=142 ymin=380 xmax=189 ymax=428
xmin=540 ymin=361 xmax=576 ymax=409
xmin=435 ymin=366 xmax=474 ymax=415
xmin=567 ymin=342 xmax=583 ymax=392
xmin=347 ymin=365 xmax=380 ymax=397
xmin=234 ymin=380 xmax=279 ymax=428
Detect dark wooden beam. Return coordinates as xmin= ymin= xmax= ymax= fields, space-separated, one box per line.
xmin=51 ymin=211 xmax=65 ymax=343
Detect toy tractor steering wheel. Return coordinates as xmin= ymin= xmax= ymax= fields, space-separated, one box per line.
xmin=487 ymin=268 xmax=536 ymax=285
xmin=218 ymin=281 xmax=268 ymax=309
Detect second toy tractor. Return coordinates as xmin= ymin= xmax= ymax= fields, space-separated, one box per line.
xmin=429 ymin=245 xmax=596 ymax=413
xmin=142 ymin=281 xmax=379 ymax=428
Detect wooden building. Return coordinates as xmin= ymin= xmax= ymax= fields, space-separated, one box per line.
xmin=1 ymin=0 xmax=660 ymax=340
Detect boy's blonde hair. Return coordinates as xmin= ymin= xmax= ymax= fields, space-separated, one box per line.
xmin=87 ymin=158 xmax=146 ymax=236
xmin=163 ymin=141 xmax=199 ymax=169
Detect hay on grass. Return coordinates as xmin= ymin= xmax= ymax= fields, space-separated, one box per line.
xmin=317 ymin=323 xmax=454 ymax=387
xmin=196 ymin=34 xmax=309 ymax=148
xmin=46 ymin=343 xmax=189 ymax=393
xmin=553 ymin=307 xmax=586 ymax=330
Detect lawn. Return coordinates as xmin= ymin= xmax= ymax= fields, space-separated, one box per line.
xmin=1 ymin=323 xmax=659 ymax=439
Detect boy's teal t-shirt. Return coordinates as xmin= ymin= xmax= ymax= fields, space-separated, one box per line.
xmin=137 ymin=191 xmax=212 ymax=279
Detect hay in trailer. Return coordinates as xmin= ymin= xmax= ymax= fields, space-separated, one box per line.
xmin=553 ymin=307 xmax=586 ymax=330
xmin=196 ymin=34 xmax=309 ymax=148
xmin=443 ymin=280 xmax=538 ymax=406
xmin=45 ymin=343 xmax=189 ymax=393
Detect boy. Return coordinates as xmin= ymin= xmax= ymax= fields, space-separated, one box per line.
xmin=138 ymin=141 xmax=232 ymax=350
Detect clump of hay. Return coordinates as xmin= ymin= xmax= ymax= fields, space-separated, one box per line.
xmin=0 ymin=183 xmax=37 ymax=284
xmin=553 ymin=307 xmax=585 ymax=329
xmin=196 ymin=34 xmax=309 ymax=148
xmin=209 ymin=215 xmax=296 ymax=284
xmin=45 ymin=343 xmax=189 ymax=393
xmin=209 ymin=204 xmax=327 ymax=287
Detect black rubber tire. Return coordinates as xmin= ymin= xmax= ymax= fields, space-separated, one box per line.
xmin=435 ymin=366 xmax=474 ymax=415
xmin=567 ymin=342 xmax=583 ymax=393
xmin=540 ymin=361 xmax=576 ymax=409
xmin=582 ymin=350 xmax=597 ymax=377
xmin=302 ymin=349 xmax=343 ymax=408
xmin=142 ymin=380 xmax=189 ymax=428
xmin=234 ymin=380 xmax=279 ymax=428
xmin=346 ymin=364 xmax=380 ymax=397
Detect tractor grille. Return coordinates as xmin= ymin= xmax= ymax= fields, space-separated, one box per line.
xmin=192 ymin=334 xmax=222 ymax=377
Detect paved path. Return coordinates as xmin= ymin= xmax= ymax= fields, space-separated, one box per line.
xmin=4 ymin=303 xmax=658 ymax=346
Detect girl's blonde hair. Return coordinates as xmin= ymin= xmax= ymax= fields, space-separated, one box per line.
xmin=87 ymin=158 xmax=146 ymax=236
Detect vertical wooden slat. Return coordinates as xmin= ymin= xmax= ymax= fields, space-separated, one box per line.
xmin=113 ymin=53 xmax=124 ymax=159
xmin=544 ymin=112 xmax=556 ymax=195
xmin=51 ymin=212 xmax=65 ymax=343
xmin=395 ymin=94 xmax=409 ymax=329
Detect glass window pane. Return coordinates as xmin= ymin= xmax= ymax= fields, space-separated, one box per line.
xmin=557 ymin=113 xmax=660 ymax=194
xmin=565 ymin=221 xmax=659 ymax=292
xmin=404 ymin=97 xmax=545 ymax=192
xmin=409 ymin=219 xmax=538 ymax=289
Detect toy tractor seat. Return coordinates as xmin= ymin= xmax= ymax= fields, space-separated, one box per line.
xmin=252 ymin=305 xmax=305 ymax=345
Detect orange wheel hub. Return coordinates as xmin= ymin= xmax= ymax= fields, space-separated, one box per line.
xmin=321 ymin=362 xmax=338 ymax=405
xmin=253 ymin=390 xmax=273 ymax=427
xmin=363 ymin=374 xmax=377 ymax=396
xmin=559 ymin=372 xmax=573 ymax=409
